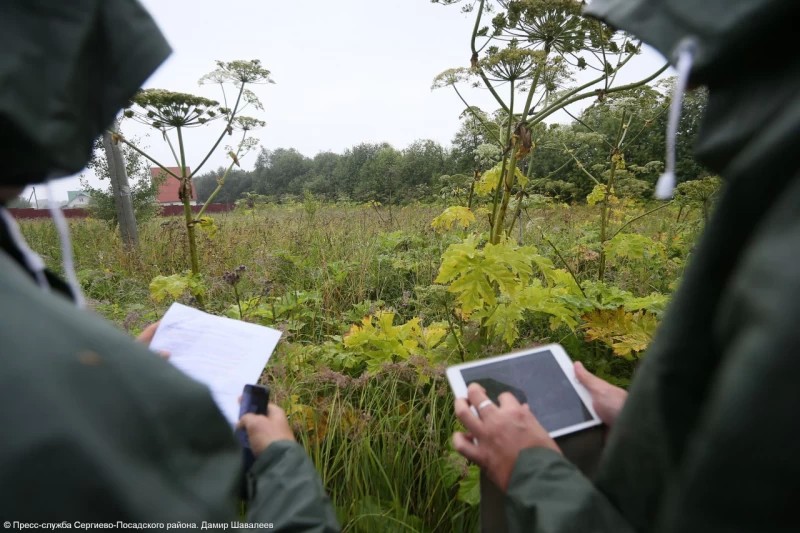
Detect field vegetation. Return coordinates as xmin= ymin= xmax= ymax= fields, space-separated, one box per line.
xmin=20 ymin=190 xmax=714 ymax=530
xmin=13 ymin=1 xmax=724 ymax=530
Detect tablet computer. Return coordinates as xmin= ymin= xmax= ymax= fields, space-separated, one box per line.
xmin=446 ymin=344 xmax=601 ymax=438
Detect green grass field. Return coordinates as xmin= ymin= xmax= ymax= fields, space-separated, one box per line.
xmin=19 ymin=200 xmax=706 ymax=531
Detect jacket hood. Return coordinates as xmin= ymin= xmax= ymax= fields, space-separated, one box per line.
xmin=0 ymin=0 xmax=171 ymax=186
xmin=584 ymin=0 xmax=800 ymax=175
xmin=584 ymin=0 xmax=797 ymax=86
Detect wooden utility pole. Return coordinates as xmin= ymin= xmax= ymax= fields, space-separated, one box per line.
xmin=28 ymin=187 xmax=39 ymax=209
xmin=102 ymin=120 xmax=138 ymax=246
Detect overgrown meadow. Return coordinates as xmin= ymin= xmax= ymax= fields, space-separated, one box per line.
xmin=19 ymin=194 xmax=710 ymax=531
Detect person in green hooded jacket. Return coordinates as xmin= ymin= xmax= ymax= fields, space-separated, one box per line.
xmin=453 ymin=1 xmax=800 ymax=532
xmin=0 ymin=1 xmax=339 ymax=531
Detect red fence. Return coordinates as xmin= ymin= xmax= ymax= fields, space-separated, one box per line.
xmin=8 ymin=203 xmax=235 ymax=219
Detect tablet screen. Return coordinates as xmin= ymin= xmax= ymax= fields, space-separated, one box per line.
xmin=460 ymin=349 xmax=593 ymax=432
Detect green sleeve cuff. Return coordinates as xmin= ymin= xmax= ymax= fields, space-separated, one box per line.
xmin=504 ymin=448 xmax=632 ymax=533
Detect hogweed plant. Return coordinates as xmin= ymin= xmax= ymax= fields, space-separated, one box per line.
xmin=432 ymin=0 xmax=669 ymax=243
xmin=424 ymin=0 xmax=677 ymax=358
xmin=113 ymin=59 xmax=273 ymax=305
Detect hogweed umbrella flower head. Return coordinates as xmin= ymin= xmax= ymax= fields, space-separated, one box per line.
xmin=233 ymin=115 xmax=266 ymax=132
xmin=199 ymin=59 xmax=275 ymax=86
xmin=480 ymin=41 xmax=545 ymax=84
xmin=199 ymin=59 xmax=275 ymax=114
xmin=123 ymin=89 xmax=225 ymax=129
xmin=495 ymin=0 xmax=588 ymax=54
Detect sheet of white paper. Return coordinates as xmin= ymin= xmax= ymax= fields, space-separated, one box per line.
xmin=149 ymin=303 xmax=281 ymax=425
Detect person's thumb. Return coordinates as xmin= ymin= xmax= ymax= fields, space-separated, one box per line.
xmin=575 ymin=361 xmax=605 ymax=393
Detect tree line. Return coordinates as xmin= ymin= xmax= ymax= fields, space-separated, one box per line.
xmin=193 ymin=139 xmax=452 ymax=205
xmin=193 ymin=84 xmax=709 ymax=206
xmin=65 ymin=81 xmax=710 ymax=222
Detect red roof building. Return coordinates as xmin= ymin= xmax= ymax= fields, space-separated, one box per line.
xmin=151 ymin=167 xmax=197 ymax=205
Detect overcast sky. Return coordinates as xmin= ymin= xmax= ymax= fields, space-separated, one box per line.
xmin=32 ymin=0 xmax=669 ymax=202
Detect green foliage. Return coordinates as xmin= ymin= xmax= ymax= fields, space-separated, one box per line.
xmin=474 ymin=162 xmax=528 ymax=196
xmin=583 ymin=307 xmax=658 ymax=358
xmin=7 ymin=195 xmax=32 ymax=208
xmin=225 ymin=290 xmax=324 ymax=342
xmin=21 ymin=197 xmax=707 ymax=532
xmin=603 ymin=233 xmax=665 ymax=263
xmin=194 ymin=167 xmax=253 ymax=203
xmin=456 ymin=466 xmax=481 ymax=506
xmin=614 ymin=177 xmax=651 ymax=199
xmin=586 ymin=183 xmax=608 ymax=206
xmin=436 ymin=236 xmax=579 ymax=345
xmin=195 ymin=216 xmax=218 ymax=238
xmin=83 ymin=179 xmax=161 ymax=225
xmin=149 ymin=272 xmax=206 ymax=303
xmin=674 ymin=176 xmax=723 ymax=222
xmin=528 ymin=178 xmax=578 ymax=202
xmin=431 ymin=206 xmax=476 ymax=231
xmin=275 ymin=362 xmax=477 ymax=532
xmin=82 ymin=135 xmax=162 ymax=225
xmin=343 ymin=311 xmax=449 ymax=375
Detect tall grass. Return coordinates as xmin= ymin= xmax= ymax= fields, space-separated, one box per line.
xmin=17 ymin=200 xmax=705 ymax=531
xmin=267 ymin=360 xmax=476 ymax=532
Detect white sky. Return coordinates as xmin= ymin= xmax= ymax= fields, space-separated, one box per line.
xmin=30 ymin=0 xmax=669 ymax=202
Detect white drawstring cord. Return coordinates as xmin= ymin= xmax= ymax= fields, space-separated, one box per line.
xmin=655 ymin=38 xmax=698 ymax=200
xmin=46 ymin=181 xmax=86 ymax=308
xmin=0 ymin=206 xmax=51 ymax=290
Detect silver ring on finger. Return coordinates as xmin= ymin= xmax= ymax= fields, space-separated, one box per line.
xmin=477 ymin=399 xmax=494 ymax=412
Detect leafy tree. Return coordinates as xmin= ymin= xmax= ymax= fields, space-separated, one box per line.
xmin=252 ymin=147 xmax=312 ymax=196
xmin=7 ymin=196 xmax=32 ymax=208
xmin=398 ymin=139 xmax=447 ymax=199
xmin=305 ymin=151 xmax=341 ymax=199
xmin=194 ymin=167 xmax=253 ymax=203
xmin=448 ymin=107 xmax=502 ymax=176
xmin=81 ymin=137 xmax=162 ymax=224
xmin=673 ymin=175 xmax=722 ymax=223
xmin=652 ymin=83 xmax=710 ymax=183
xmin=525 ymin=82 xmax=708 ymax=201
xmin=355 ymin=145 xmax=403 ymax=203
xmin=528 ymin=122 xmax=605 ymax=199
xmin=332 ymin=143 xmax=391 ymax=199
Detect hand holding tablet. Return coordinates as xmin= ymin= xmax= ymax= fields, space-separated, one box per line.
xmin=453 ymin=380 xmax=560 ymax=491
xmin=449 ymin=344 xmax=603 ymax=491
xmin=447 ymin=343 xmax=601 ymax=438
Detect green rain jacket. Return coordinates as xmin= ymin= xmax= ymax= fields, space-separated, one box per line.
xmin=505 ymin=1 xmax=800 ymax=532
xmin=0 ymin=1 xmax=338 ymax=530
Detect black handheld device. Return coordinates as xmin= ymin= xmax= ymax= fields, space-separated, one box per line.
xmin=237 ymin=384 xmax=269 ymax=475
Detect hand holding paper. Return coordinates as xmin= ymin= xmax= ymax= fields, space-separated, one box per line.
xmin=149 ymin=303 xmax=282 ymax=425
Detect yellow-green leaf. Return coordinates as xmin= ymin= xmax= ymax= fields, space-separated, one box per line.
xmin=582 ymin=308 xmax=658 ymax=358
xmin=431 ymin=206 xmax=476 ymax=232
xmin=149 ymin=273 xmax=189 ymax=302
xmin=474 ymin=163 xmax=503 ymax=196
xmin=586 ymin=184 xmax=607 ymax=206
xmin=196 ymin=216 xmax=218 ymax=238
